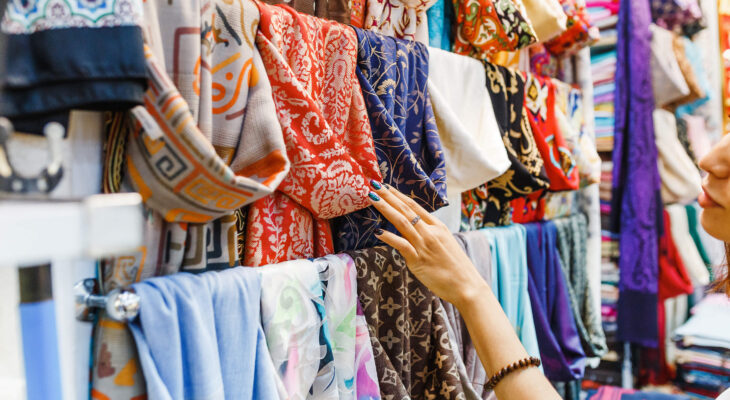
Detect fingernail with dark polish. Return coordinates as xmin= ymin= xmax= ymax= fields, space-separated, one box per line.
xmin=375 ymin=228 xmax=384 ymax=235
xmin=368 ymin=192 xmax=380 ymax=201
xmin=370 ymin=179 xmax=382 ymax=190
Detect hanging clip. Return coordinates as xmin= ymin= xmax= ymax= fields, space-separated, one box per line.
xmin=74 ymin=278 xmax=140 ymax=323
xmin=0 ymin=117 xmax=64 ymax=195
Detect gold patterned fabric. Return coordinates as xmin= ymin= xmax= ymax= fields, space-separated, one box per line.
xmin=461 ymin=63 xmax=549 ymax=230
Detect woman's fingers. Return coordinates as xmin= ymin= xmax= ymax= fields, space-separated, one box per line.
xmin=385 ymin=185 xmax=440 ymax=225
xmin=367 ymin=190 xmax=424 ymax=246
xmin=374 ymin=230 xmax=418 ymax=260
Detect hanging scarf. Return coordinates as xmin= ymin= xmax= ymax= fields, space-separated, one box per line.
xmin=553 ymin=214 xmax=608 ymax=358
xmin=461 ymin=63 xmax=549 ymax=229
xmin=127 ymin=267 xmax=283 ymax=400
xmin=246 ymin=3 xmax=383 ymax=266
xmin=642 ymin=210 xmax=694 ymax=385
xmin=651 ymin=0 xmax=705 ymax=33
xmin=554 ymin=79 xmax=601 ymax=187
xmin=612 ymin=0 xmax=662 ymax=347
xmin=426 ymin=0 xmax=455 ymax=50
xmin=363 ymin=0 xmax=436 ymax=42
xmin=649 ymin=25 xmax=690 ymax=108
xmin=452 ymin=0 xmax=537 ymax=60
xmin=524 ymin=221 xmax=586 ymax=381
xmin=427 ymin=47 xmax=510 ymax=232
xmin=653 ymin=109 xmax=702 ymax=205
xmin=443 ymin=232 xmax=494 ymax=396
xmin=259 ymin=255 xmax=382 ymax=399
xmin=544 ymin=0 xmax=600 ymax=56
xmin=344 ymin=246 xmax=469 ymax=399
xmin=666 ymin=204 xmax=710 ymax=287
xmin=512 ymin=73 xmax=579 ymax=224
xmin=332 ymin=29 xmax=447 ymax=251
xmin=480 ymin=225 xmax=542 ymax=360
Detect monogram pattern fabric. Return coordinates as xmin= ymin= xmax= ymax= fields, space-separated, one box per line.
xmin=461 ymin=63 xmax=549 ymax=230
xmin=333 ymin=29 xmax=447 ymax=252
xmin=345 ymin=246 xmax=469 ymax=399
xmin=246 ymin=3 xmax=383 ymax=266
xmin=452 ymin=0 xmax=536 ymax=60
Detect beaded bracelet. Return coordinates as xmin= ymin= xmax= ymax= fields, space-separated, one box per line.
xmin=485 ymin=356 xmax=541 ymax=391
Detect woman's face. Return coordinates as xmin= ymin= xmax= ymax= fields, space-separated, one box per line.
xmin=699 ymin=133 xmax=730 ymax=241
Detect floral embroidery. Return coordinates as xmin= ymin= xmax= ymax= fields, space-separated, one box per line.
xmin=333 ymin=29 xmax=447 ymax=251
xmin=246 ymin=3 xmax=382 ymax=266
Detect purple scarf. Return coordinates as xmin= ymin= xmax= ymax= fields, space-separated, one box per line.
xmin=611 ymin=0 xmax=661 ymax=347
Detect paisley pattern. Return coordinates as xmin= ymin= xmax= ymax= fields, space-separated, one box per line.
xmin=345 ymin=246 xmax=468 ymax=399
xmin=333 ymin=29 xmax=447 ymax=252
xmin=246 ymin=3 xmax=383 ymax=266
xmin=453 ymin=0 xmax=536 ymax=60
xmin=461 ymin=63 xmax=549 ymax=230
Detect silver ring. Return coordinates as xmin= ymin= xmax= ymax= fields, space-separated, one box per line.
xmin=410 ymin=215 xmax=421 ymax=226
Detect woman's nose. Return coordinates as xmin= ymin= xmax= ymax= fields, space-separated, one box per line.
xmin=699 ymin=140 xmax=730 ymax=179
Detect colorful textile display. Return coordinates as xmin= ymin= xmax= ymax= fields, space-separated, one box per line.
xmin=524 ymin=221 xmax=586 ymax=381
xmin=344 ymin=246 xmax=469 ymax=399
xmin=332 ymin=29 xmax=446 ymax=251
xmin=612 ymin=0 xmax=662 ymax=347
xmin=461 ymin=63 xmax=550 ymax=229
xmin=247 ymin=3 xmax=382 ymax=265
xmin=554 ymin=214 xmax=608 ymax=358
xmin=480 ymin=225 xmax=542 ymax=361
xmin=128 ymin=267 xmax=283 ymax=400
xmin=427 ymin=47 xmax=510 ymax=231
xmin=674 ymin=295 xmax=730 ymax=397
xmin=452 ymin=0 xmax=537 ymax=60
xmin=1 ymin=0 xmax=147 ymax=134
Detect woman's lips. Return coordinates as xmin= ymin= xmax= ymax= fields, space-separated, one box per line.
xmin=699 ymin=187 xmax=722 ymax=209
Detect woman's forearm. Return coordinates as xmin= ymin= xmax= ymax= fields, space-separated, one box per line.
xmin=455 ymin=283 xmax=561 ymax=400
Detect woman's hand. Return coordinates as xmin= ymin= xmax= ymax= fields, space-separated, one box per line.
xmin=367 ymin=181 xmax=490 ymax=308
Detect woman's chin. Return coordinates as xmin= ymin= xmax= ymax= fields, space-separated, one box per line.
xmin=700 ymin=208 xmax=730 ymax=242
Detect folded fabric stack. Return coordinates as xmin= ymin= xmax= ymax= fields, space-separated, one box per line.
xmin=587 ymin=0 xmax=618 ymax=152
xmin=673 ymin=294 xmax=730 ymax=399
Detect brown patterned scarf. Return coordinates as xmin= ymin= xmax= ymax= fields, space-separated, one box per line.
xmin=345 ymin=246 xmax=468 ymax=399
